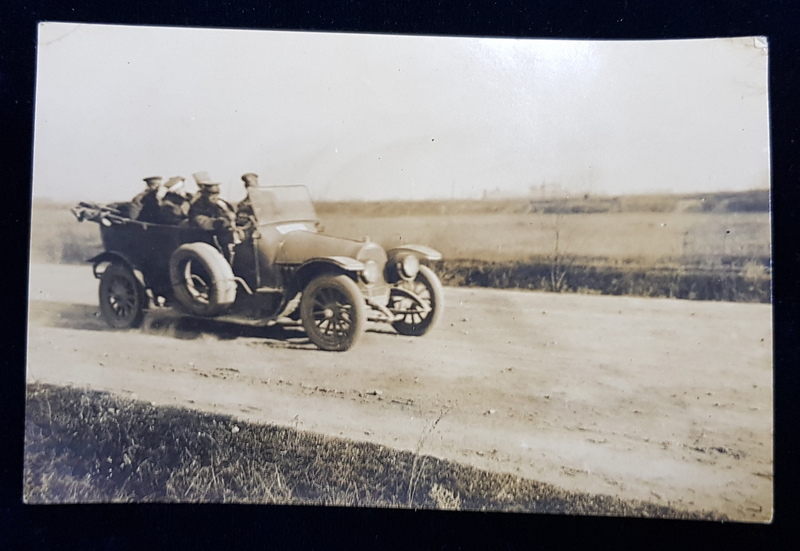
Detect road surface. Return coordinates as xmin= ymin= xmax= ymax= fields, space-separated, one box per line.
xmin=26 ymin=263 xmax=773 ymax=521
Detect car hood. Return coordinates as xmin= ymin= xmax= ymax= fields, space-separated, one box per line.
xmin=275 ymin=229 xmax=386 ymax=265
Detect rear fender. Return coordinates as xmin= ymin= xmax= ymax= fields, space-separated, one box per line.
xmin=89 ymin=251 xmax=147 ymax=289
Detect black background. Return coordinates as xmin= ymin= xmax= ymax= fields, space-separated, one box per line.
xmin=2 ymin=1 xmax=797 ymax=549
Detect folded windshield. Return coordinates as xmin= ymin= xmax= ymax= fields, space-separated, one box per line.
xmin=249 ymin=186 xmax=318 ymax=226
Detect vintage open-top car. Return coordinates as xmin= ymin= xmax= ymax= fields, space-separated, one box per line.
xmin=72 ymin=185 xmax=444 ymax=351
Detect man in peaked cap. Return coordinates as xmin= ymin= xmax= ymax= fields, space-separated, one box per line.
xmin=188 ymin=177 xmax=241 ymax=260
xmin=189 ymin=181 xmax=236 ymax=231
xmin=241 ymin=172 xmax=259 ymax=186
xmin=235 ymin=172 xmax=259 ymax=230
xmin=192 ymin=171 xmax=212 ymax=187
xmin=158 ymin=176 xmax=191 ymax=225
xmin=129 ymin=176 xmax=164 ymax=222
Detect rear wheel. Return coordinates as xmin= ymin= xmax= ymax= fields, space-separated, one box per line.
xmin=98 ymin=263 xmax=145 ymax=328
xmin=390 ymin=265 xmax=444 ymax=336
xmin=300 ymin=274 xmax=366 ymax=351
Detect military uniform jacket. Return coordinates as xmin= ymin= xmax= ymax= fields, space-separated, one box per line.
xmin=159 ymin=191 xmax=190 ymax=225
xmin=236 ymin=195 xmax=255 ymax=227
xmin=130 ymin=189 xmax=161 ymax=223
xmin=189 ymin=196 xmax=237 ymax=231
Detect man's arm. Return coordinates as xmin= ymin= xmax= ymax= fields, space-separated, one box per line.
xmin=235 ymin=200 xmax=255 ymax=229
xmin=128 ymin=191 xmax=146 ymax=220
xmin=190 ymin=202 xmax=234 ymax=231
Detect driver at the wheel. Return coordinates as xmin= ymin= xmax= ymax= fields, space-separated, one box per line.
xmin=189 ymin=178 xmax=241 ymax=261
xmin=235 ymin=172 xmax=259 ymax=230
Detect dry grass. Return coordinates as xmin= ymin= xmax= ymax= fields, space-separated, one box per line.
xmin=29 ymin=201 xmax=102 ymax=264
xmin=24 ymin=383 xmax=723 ymax=519
xmin=321 ymin=211 xmax=770 ymax=265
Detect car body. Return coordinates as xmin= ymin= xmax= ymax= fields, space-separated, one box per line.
xmin=73 ymin=185 xmax=444 ymax=351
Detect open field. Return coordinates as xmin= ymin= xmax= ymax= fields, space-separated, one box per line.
xmin=29 ymin=190 xmax=771 ymax=301
xmin=321 ymin=209 xmax=770 ymax=302
xmin=317 ymin=189 xmax=770 ymax=264
xmin=324 ymin=211 xmax=770 ymax=264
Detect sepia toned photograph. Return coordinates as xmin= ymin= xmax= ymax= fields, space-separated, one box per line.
xmin=25 ymin=23 xmax=772 ymax=522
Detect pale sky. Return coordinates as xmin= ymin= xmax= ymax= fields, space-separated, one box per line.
xmin=33 ymin=23 xmax=770 ymax=203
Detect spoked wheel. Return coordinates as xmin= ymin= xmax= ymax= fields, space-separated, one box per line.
xmin=390 ymin=265 xmax=444 ymax=336
xmin=300 ymin=274 xmax=366 ymax=351
xmin=98 ymin=263 xmax=145 ymax=328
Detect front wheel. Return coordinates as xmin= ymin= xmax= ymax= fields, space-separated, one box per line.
xmin=390 ymin=265 xmax=444 ymax=336
xmin=300 ymin=274 xmax=366 ymax=352
xmin=98 ymin=263 xmax=145 ymax=328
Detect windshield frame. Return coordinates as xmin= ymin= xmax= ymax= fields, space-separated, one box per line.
xmin=248 ymin=185 xmax=319 ymax=227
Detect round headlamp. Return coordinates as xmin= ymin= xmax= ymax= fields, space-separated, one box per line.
xmin=399 ymin=254 xmax=420 ymax=280
xmin=361 ymin=260 xmax=380 ymax=284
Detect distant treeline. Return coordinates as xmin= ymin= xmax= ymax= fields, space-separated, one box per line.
xmin=316 ymin=189 xmax=770 ymax=217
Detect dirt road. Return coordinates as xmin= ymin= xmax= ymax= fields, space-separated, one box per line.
xmin=26 ymin=262 xmax=773 ymax=522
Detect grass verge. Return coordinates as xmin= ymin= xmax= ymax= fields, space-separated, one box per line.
xmin=24 ymin=383 xmax=724 ymax=520
xmin=435 ymin=257 xmax=771 ymax=303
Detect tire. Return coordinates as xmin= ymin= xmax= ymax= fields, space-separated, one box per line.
xmin=390 ymin=265 xmax=444 ymax=336
xmin=300 ymin=274 xmax=366 ymax=351
xmin=169 ymin=242 xmax=237 ymax=316
xmin=98 ymin=263 xmax=145 ymax=329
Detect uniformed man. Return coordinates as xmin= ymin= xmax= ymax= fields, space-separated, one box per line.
xmin=236 ymin=172 xmax=259 ymax=229
xmin=158 ymin=176 xmax=191 ymax=225
xmin=189 ymin=181 xmax=237 ymax=232
xmin=192 ymin=170 xmax=213 ymax=188
xmin=188 ymin=179 xmax=242 ymax=262
xmin=129 ymin=176 xmax=164 ymax=222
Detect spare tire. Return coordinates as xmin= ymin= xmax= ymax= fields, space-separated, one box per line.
xmin=169 ymin=242 xmax=237 ymax=316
